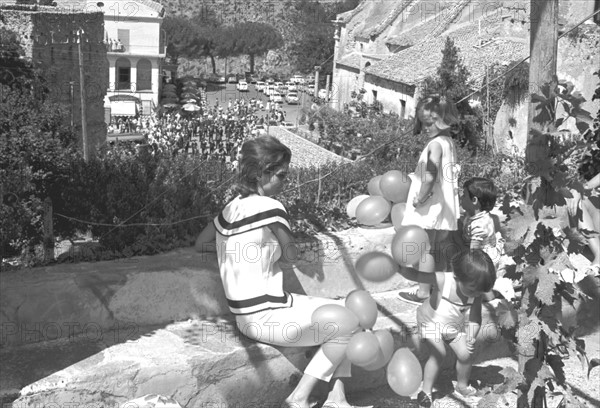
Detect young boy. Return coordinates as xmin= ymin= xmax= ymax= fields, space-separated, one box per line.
xmin=461 ymin=177 xmax=513 ymax=301
xmin=397 ymin=249 xmax=497 ymax=407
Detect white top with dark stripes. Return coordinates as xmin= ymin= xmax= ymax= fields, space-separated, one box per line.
xmin=214 ymin=194 xmax=293 ymax=315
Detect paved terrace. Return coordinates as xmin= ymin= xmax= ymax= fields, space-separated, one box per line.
xmin=268 ymin=127 xmax=352 ymax=168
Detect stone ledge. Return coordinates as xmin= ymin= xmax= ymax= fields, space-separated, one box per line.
xmin=7 ymin=293 xmax=512 ymax=407
xmin=0 ymin=227 xmax=405 ymax=348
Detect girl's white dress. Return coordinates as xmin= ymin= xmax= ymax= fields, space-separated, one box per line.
xmin=401 ymin=135 xmax=460 ymax=231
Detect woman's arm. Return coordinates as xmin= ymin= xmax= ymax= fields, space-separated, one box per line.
xmin=397 ymin=264 xmax=438 ymax=285
xmin=195 ymin=222 xmax=217 ymax=253
xmin=268 ymin=222 xmax=299 ymax=264
xmin=413 ymin=141 xmax=442 ymax=207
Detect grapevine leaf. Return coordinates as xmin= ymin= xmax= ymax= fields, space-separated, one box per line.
xmin=563 ymin=227 xmax=590 ymax=255
xmin=496 ymin=299 xmax=518 ymax=329
xmin=494 ymin=367 xmax=524 ymax=394
xmin=576 ymin=121 xmax=590 ymax=134
xmin=535 ymin=270 xmax=561 ymax=305
xmin=477 ymin=393 xmax=500 ymax=408
xmin=527 ymin=376 xmax=546 ymax=407
xmin=518 ymin=315 xmax=541 ymax=356
xmin=588 ymin=358 xmax=600 ymax=379
xmin=546 ymin=354 xmax=566 ymax=385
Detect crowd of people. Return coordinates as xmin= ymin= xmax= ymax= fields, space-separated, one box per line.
xmin=137 ymin=86 xmax=293 ymax=163
xmin=107 ymin=116 xmax=146 ymax=135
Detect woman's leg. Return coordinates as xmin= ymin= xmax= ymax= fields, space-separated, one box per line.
xmin=237 ymin=295 xmax=353 ymax=408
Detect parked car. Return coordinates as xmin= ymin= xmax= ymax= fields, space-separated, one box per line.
xmin=286 ymin=92 xmax=299 ymax=104
xmin=208 ymin=73 xmax=226 ymax=83
xmin=291 ymin=75 xmax=305 ymax=84
xmin=236 ymin=81 xmax=249 ymax=91
xmin=286 ymin=82 xmax=298 ymax=92
xmin=270 ymin=92 xmax=283 ymax=103
xmin=227 ymin=75 xmax=238 ymax=84
xmin=255 ymin=81 xmax=266 ymax=92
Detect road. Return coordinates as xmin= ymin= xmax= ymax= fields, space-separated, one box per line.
xmin=203 ymin=82 xmax=312 ymax=126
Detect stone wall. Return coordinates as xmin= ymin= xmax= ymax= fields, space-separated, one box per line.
xmin=0 ymin=7 xmax=108 ymax=154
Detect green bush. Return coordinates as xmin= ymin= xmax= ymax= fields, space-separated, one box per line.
xmin=56 ymin=146 xmax=233 ymax=261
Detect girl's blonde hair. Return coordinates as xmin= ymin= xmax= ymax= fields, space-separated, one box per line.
xmin=413 ymin=94 xmax=460 ymax=135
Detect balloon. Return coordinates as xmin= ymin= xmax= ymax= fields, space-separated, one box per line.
xmin=356 ymin=196 xmax=392 ymax=226
xmin=355 ymin=252 xmax=399 ymax=282
xmin=367 ymin=175 xmax=384 ymax=196
xmin=346 ymin=195 xmax=370 ymax=218
xmin=380 ymin=170 xmax=411 ymax=203
xmin=322 ymin=341 xmax=348 ymax=365
xmin=346 ymin=331 xmax=380 ymax=367
xmin=387 ymin=348 xmax=423 ymax=396
xmin=311 ymin=305 xmax=359 ymax=342
xmin=362 ymin=329 xmax=395 ymax=371
xmin=417 ymin=253 xmax=435 ymax=272
xmin=391 ymin=225 xmax=431 ymax=266
xmin=345 ymin=290 xmax=378 ymax=330
xmin=390 ymin=203 xmax=407 ymax=230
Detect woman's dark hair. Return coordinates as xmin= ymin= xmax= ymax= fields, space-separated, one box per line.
xmin=464 ymin=177 xmax=498 ymax=212
xmin=452 ymin=249 xmax=496 ymax=293
xmin=413 ymin=94 xmax=459 ymax=135
xmin=235 ymin=136 xmax=292 ymax=197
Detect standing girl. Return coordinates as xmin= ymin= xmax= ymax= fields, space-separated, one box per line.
xmin=195 ymin=136 xmax=360 ymax=408
xmin=398 ymin=95 xmax=462 ymax=304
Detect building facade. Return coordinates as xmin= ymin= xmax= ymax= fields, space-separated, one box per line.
xmin=333 ymin=0 xmax=599 ymax=119
xmin=101 ymin=0 xmax=166 ymax=116
xmin=52 ymin=0 xmax=166 ymax=117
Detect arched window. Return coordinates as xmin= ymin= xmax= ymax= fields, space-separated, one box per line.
xmin=115 ymin=57 xmax=131 ymax=90
xmin=136 ymin=59 xmax=152 ymax=90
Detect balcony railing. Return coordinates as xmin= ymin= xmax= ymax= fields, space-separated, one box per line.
xmin=106 ymin=40 xmax=126 ymax=53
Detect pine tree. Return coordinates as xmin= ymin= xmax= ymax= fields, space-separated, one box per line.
xmin=423 ymin=37 xmax=472 ymax=113
xmin=422 ymin=36 xmax=482 ymax=150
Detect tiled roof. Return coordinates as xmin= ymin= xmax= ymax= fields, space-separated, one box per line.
xmin=337 ymin=0 xmax=366 ymax=24
xmin=366 ymin=0 xmax=419 ymax=39
xmin=384 ymin=0 xmax=471 ymax=47
xmin=337 ymin=52 xmax=362 ymax=69
xmin=365 ymin=21 xmax=528 ymax=86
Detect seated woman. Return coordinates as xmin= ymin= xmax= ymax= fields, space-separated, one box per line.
xmin=195 ymin=135 xmax=358 ymax=408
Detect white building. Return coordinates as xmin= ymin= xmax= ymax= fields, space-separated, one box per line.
xmin=54 ymin=0 xmax=166 ymax=118
xmin=102 ymin=0 xmax=166 ymax=117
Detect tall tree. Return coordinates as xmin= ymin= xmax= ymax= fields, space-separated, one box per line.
xmin=423 ymin=37 xmax=472 ymax=112
xmin=422 ymin=37 xmax=482 ymax=149
xmin=218 ymin=22 xmax=283 ymax=73
xmin=163 ymin=15 xmax=224 ymax=73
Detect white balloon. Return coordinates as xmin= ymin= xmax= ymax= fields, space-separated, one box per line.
xmin=346 ymin=195 xmax=370 ymax=218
